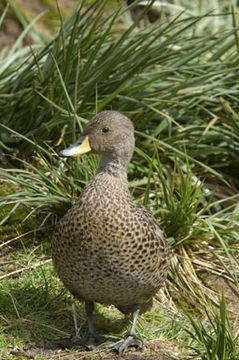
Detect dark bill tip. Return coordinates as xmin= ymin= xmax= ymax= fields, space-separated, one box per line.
xmin=58 ymin=149 xmax=72 ymax=158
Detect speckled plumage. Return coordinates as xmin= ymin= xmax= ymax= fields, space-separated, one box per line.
xmin=52 ymin=111 xmax=170 ymax=351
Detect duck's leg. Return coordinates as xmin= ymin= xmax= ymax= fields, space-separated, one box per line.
xmin=83 ymin=301 xmax=102 ymax=350
xmin=106 ymin=304 xmax=144 ymax=353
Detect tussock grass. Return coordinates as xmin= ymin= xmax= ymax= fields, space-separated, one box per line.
xmin=182 ymin=295 xmax=239 ymax=359
xmin=0 ymin=0 xmax=239 ymax=358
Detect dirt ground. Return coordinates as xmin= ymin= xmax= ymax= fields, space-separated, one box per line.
xmin=10 ymin=338 xmax=183 ymax=360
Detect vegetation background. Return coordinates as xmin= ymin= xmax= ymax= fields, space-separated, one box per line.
xmin=0 ymin=0 xmax=238 ymax=359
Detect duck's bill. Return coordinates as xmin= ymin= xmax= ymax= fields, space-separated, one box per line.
xmin=59 ymin=135 xmax=91 ymax=158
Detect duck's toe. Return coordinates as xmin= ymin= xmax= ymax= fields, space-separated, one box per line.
xmin=105 ymin=333 xmax=144 ymax=354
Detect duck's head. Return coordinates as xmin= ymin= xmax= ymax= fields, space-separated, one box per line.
xmin=59 ymin=111 xmax=135 ymax=168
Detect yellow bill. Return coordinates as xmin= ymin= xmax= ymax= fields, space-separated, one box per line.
xmin=59 ymin=135 xmax=91 ymax=158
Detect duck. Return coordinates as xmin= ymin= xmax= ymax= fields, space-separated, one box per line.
xmin=52 ymin=110 xmax=170 ymax=353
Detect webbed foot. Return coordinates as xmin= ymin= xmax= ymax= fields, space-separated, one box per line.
xmin=105 ymin=333 xmax=144 ymax=353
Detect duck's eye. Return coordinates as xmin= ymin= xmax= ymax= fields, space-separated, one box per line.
xmin=102 ymin=127 xmax=109 ymax=133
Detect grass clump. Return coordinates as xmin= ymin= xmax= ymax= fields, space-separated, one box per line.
xmin=0 ymin=182 xmax=36 ymax=243
xmin=0 ymin=0 xmax=239 ymax=185
xmin=183 ymin=295 xmax=239 ymax=360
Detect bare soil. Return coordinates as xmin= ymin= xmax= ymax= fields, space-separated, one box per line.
xmin=11 ymin=338 xmax=183 ymax=360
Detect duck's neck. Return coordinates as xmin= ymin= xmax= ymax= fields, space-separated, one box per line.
xmin=96 ymin=156 xmax=128 ymax=180
xmin=83 ymin=156 xmax=131 ymax=202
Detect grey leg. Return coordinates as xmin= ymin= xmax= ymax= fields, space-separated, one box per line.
xmin=105 ymin=304 xmax=144 ymax=353
xmin=85 ymin=302 xmax=96 ymax=338
xmin=129 ymin=304 xmax=141 ymax=335
xmin=84 ymin=302 xmax=102 ymax=350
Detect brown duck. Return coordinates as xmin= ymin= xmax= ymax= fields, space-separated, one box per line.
xmin=52 ymin=111 xmax=169 ymax=353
